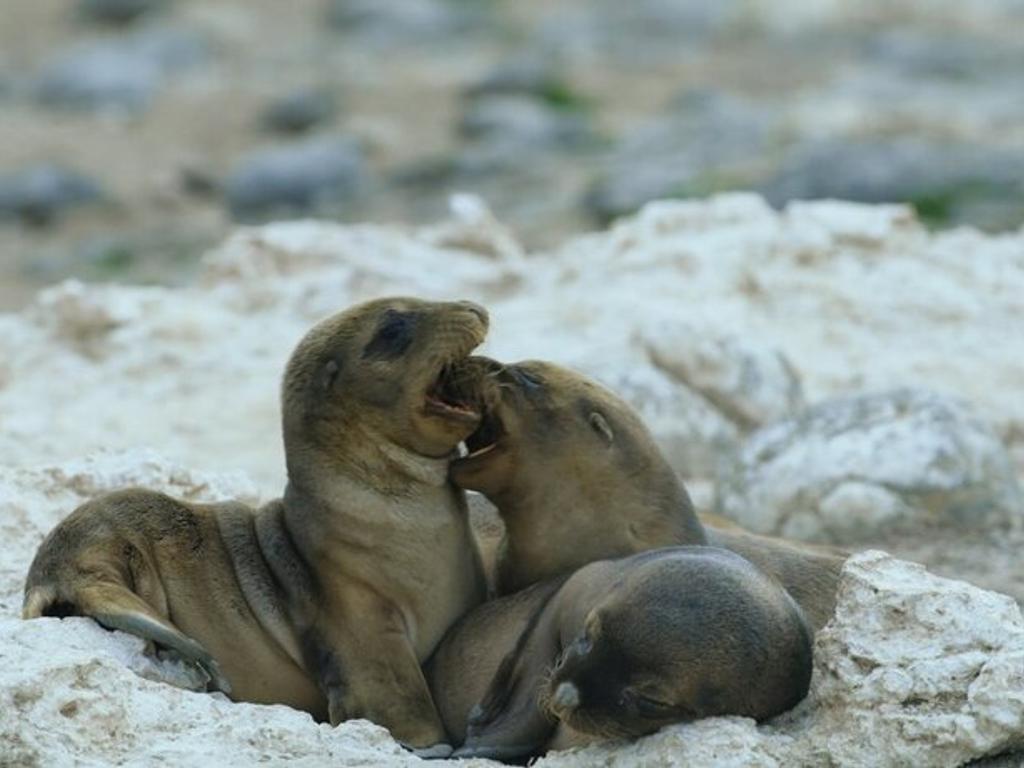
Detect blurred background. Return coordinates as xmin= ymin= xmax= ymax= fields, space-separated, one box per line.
xmin=1 ymin=0 xmax=1023 ymax=309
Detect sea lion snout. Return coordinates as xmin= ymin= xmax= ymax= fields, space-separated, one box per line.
xmin=452 ymin=300 xmax=489 ymax=327
xmin=550 ymin=682 xmax=580 ymax=715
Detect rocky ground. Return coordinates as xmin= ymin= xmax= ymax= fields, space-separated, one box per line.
xmin=0 ymin=197 xmax=1023 ymax=765
xmin=2 ymin=0 xmax=1024 ymax=306
xmin=2 ymin=1 xmax=1024 ymax=764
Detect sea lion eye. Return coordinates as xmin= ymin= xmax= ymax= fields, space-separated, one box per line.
xmin=511 ymin=368 xmax=544 ymax=391
xmin=363 ymin=310 xmax=417 ymax=359
xmin=630 ymin=692 xmax=675 ymax=717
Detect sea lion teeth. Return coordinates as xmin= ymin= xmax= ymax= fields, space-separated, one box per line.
xmin=466 ymin=443 xmax=496 ymax=458
xmin=424 ymin=362 xmax=483 ymax=421
xmin=424 ymin=395 xmax=481 ymax=422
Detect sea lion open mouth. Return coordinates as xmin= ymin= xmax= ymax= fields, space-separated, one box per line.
xmin=424 ymin=361 xmax=483 ymax=424
xmin=460 ymin=408 xmax=504 ymax=459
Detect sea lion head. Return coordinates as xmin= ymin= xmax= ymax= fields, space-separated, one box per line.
xmin=450 ymin=359 xmax=701 ymax=583
xmin=542 ymin=549 xmax=813 ymax=739
xmin=450 ymin=358 xmax=672 ymax=499
xmin=282 ymin=297 xmax=489 ymax=468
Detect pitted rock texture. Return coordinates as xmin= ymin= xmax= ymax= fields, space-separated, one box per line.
xmin=716 ymin=388 xmax=1024 ymax=544
xmin=3 ymin=463 xmax=1023 ymax=768
xmin=0 ymin=617 xmax=423 ymax=768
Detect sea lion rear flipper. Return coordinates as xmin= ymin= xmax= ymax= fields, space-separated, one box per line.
xmin=453 ymin=593 xmax=561 ymax=760
xmin=76 ymin=583 xmax=232 ymax=694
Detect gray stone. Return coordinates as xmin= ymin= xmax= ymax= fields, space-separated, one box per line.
xmin=0 ymin=165 xmax=104 ymax=226
xmin=458 ymin=94 xmax=591 ymax=149
xmin=715 ymin=388 xmax=1024 ymax=544
xmin=225 ymin=137 xmax=366 ymax=221
xmin=325 ymin=0 xmax=478 ymax=44
xmin=862 ymin=30 xmax=1022 ymax=81
xmin=260 ymin=87 xmax=338 ymax=135
xmin=76 ymin=0 xmax=168 ymax=26
xmin=34 ymin=26 xmax=206 ymax=113
xmin=584 ymin=91 xmax=777 ymax=223
xmin=537 ymin=0 xmax=742 ymax=63
xmin=760 ymin=140 xmax=1024 ymax=230
xmin=464 ymin=53 xmax=566 ymax=100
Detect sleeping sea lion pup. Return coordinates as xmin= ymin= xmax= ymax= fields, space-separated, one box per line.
xmin=452 ymin=357 xmax=846 ymax=629
xmin=453 ymin=547 xmax=814 ymax=761
xmin=23 ymin=297 xmax=490 ymax=756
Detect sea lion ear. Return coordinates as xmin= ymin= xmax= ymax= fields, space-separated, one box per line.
xmin=589 ymin=412 xmax=614 ymax=445
xmin=320 ymin=359 xmax=340 ymax=391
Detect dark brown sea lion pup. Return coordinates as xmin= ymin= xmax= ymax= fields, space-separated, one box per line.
xmin=451 ymin=547 xmax=814 ymax=761
xmin=23 ymin=297 xmax=490 ymax=757
xmin=451 ymin=357 xmax=846 ymax=630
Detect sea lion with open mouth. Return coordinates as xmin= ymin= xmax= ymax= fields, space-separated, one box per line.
xmin=24 ymin=297 xmax=490 ymax=757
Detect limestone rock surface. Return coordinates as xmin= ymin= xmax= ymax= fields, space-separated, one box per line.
xmin=716 ymin=388 xmax=1023 ymax=543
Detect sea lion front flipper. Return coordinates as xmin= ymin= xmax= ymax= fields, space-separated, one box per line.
xmin=453 ymin=595 xmax=561 ymax=760
xmin=305 ymin=609 xmax=450 ymax=752
xmin=75 ymin=582 xmax=232 ymax=694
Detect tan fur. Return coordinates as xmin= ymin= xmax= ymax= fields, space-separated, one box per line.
xmin=444 ymin=547 xmax=813 ymax=761
xmin=24 ymin=297 xmax=490 ymax=752
xmin=450 ymin=358 xmax=847 ymax=629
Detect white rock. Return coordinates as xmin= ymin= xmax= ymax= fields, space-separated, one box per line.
xmin=641 ymin=319 xmax=805 ymax=431
xmin=417 ymin=193 xmax=527 ymax=263
xmin=716 ymin=388 xmax=1023 ymax=543
xmin=1 ymin=196 xmax=1023 ymax=495
xmin=0 ymin=616 xmax=421 ymax=768
xmin=805 ymin=552 xmax=1024 ymax=767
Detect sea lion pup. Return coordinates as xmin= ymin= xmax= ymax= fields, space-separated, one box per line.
xmin=453 ymin=358 xmax=708 ymax=595
xmin=451 ymin=358 xmax=846 ymax=630
xmin=23 ymin=297 xmax=490 ymax=756
xmin=451 ymin=547 xmax=814 ymax=761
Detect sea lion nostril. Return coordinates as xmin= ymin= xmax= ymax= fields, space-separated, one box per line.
xmin=456 ymin=300 xmax=489 ymax=326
